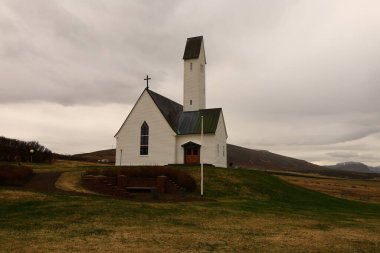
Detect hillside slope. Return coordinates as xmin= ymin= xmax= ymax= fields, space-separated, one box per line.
xmin=54 ymin=149 xmax=115 ymax=163
xmin=72 ymin=149 xmax=115 ymax=163
xmin=227 ymin=144 xmax=324 ymax=172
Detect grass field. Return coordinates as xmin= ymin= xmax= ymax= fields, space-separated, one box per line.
xmin=1 ymin=162 xmax=380 ymax=252
xmin=276 ymin=172 xmax=380 ymax=203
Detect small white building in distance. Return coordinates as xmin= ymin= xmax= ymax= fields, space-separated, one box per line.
xmin=115 ymin=36 xmax=228 ymax=167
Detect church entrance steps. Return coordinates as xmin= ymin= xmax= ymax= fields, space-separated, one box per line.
xmin=168 ymin=163 xmax=215 ymax=167
xmin=82 ymin=174 xmax=186 ymax=200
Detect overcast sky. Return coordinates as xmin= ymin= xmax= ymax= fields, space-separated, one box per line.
xmin=1 ymin=0 xmax=379 ymax=166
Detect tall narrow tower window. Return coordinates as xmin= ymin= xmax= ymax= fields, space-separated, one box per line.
xmin=190 ymin=62 xmax=192 ymax=71
xmin=120 ymin=149 xmax=123 ymax=165
xmin=190 ymin=100 xmax=192 ymax=105
xmin=140 ymin=121 xmax=149 ymax=155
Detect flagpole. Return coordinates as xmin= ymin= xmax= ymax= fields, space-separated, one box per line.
xmin=201 ymin=115 xmax=204 ymax=197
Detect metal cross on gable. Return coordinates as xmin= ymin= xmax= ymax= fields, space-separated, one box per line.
xmin=144 ymin=75 xmax=151 ymax=89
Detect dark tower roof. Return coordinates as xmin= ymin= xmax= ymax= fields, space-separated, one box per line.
xmin=183 ymin=36 xmax=203 ymax=60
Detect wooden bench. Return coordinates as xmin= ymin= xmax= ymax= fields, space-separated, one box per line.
xmin=126 ymin=186 xmax=157 ymax=192
xmin=126 ymin=187 xmax=159 ymax=199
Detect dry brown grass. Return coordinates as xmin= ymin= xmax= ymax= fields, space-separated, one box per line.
xmin=55 ymin=171 xmax=101 ymax=195
xmin=0 ymin=189 xmax=49 ymax=201
xmin=277 ymin=174 xmax=380 ymax=203
xmin=31 ymin=160 xmax=107 ymax=173
xmin=0 ymin=214 xmax=379 ymax=252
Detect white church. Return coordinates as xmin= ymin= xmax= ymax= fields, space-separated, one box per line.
xmin=115 ymin=36 xmax=228 ymax=167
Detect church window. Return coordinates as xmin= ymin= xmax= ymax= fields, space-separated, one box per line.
xmin=190 ymin=100 xmax=192 ymax=105
xmin=119 ymin=149 xmax=123 ymax=165
xmin=140 ymin=121 xmax=149 ymax=155
xmin=190 ymin=62 xmax=192 ymax=71
xmin=223 ymin=145 xmax=225 ymax=157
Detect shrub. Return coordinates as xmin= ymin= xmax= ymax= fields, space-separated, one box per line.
xmin=83 ymin=166 xmax=196 ymax=193
xmin=0 ymin=136 xmax=52 ymax=163
xmin=0 ymin=164 xmax=34 ymax=186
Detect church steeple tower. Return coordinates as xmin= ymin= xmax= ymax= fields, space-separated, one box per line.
xmin=183 ymin=36 xmax=206 ymax=112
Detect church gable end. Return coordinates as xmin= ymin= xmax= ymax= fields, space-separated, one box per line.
xmin=216 ymin=111 xmax=228 ymax=139
xmin=115 ymin=89 xmax=177 ymax=165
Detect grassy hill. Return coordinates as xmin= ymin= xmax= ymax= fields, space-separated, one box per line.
xmin=71 ymin=149 xmax=115 ymax=163
xmin=0 ymin=162 xmax=379 ymax=252
xmin=54 ymin=149 xmax=116 ymax=163
xmin=227 ymin=144 xmax=324 ymax=171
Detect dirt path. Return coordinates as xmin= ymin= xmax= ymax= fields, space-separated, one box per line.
xmin=23 ymin=171 xmax=65 ymax=193
xmin=2 ymin=171 xmax=94 ymax=197
xmin=55 ymin=171 xmax=100 ymax=195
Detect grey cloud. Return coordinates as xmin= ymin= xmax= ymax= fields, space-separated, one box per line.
xmin=326 ymin=152 xmax=359 ymax=159
xmin=0 ymin=0 xmax=379 ymax=165
xmin=2 ymin=0 xmax=380 ymax=110
xmin=0 ymin=0 xmax=185 ymax=105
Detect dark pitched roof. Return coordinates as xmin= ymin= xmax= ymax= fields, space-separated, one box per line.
xmin=146 ymin=89 xmax=183 ymax=133
xmin=183 ymin=36 xmax=203 ymax=60
xmin=177 ymin=108 xmax=222 ymax=135
xmin=147 ymin=89 xmax=221 ymax=135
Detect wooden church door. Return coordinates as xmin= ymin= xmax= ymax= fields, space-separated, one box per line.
xmin=182 ymin=142 xmax=201 ymax=165
xmin=185 ymin=147 xmax=200 ymax=164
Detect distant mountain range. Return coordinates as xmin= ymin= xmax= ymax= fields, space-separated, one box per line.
xmin=325 ymin=161 xmax=380 ymax=174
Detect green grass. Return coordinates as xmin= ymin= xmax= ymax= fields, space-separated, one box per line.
xmin=0 ymin=164 xmax=379 ymax=252
xmin=191 ymin=167 xmax=380 ymax=216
